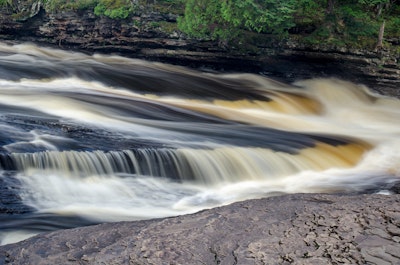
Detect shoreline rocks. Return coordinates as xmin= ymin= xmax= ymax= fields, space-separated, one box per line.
xmin=0 ymin=6 xmax=400 ymax=264
xmin=1 ymin=193 xmax=400 ymax=264
xmin=0 ymin=6 xmax=399 ymax=97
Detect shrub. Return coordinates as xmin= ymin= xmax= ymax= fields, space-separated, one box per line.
xmin=94 ymin=0 xmax=133 ymax=19
xmin=178 ymin=0 xmax=296 ymax=43
xmin=44 ymin=0 xmax=98 ymax=12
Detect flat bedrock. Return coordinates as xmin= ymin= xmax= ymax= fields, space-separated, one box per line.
xmin=1 ymin=193 xmax=400 ymax=264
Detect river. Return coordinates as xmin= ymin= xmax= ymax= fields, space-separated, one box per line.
xmin=0 ymin=42 xmax=399 ymax=245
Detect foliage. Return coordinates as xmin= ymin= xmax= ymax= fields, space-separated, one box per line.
xmin=293 ymin=0 xmax=325 ymax=26
xmin=338 ymin=4 xmax=377 ymax=38
xmin=178 ymin=0 xmax=297 ymax=42
xmin=386 ymin=16 xmax=400 ymax=37
xmin=149 ymin=0 xmax=185 ymax=14
xmin=0 ymin=0 xmax=15 ymax=7
xmin=158 ymin=21 xmax=179 ymax=33
xmin=2 ymin=0 xmax=400 ymax=51
xmin=177 ymin=0 xmax=229 ymax=40
xmin=291 ymin=0 xmax=399 ymax=49
xmin=176 ymin=0 xmax=400 ymax=50
xmin=44 ymin=0 xmax=98 ymax=12
xmin=45 ymin=0 xmax=135 ymax=18
xmin=94 ymin=0 xmax=133 ymax=19
xmin=222 ymin=0 xmax=296 ymax=33
xmin=357 ymin=0 xmax=390 ymax=8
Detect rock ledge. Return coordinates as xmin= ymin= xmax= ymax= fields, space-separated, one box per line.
xmin=1 ymin=193 xmax=400 ymax=264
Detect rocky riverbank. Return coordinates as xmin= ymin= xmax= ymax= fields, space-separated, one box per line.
xmin=0 ymin=3 xmax=399 ymax=97
xmin=1 ymin=193 xmax=400 ymax=264
xmin=1 ymin=4 xmax=400 ymax=265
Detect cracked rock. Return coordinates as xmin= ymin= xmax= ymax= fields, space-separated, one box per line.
xmin=1 ymin=193 xmax=400 ymax=264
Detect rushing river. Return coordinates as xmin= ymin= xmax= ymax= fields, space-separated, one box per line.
xmin=0 ymin=42 xmax=399 ymax=245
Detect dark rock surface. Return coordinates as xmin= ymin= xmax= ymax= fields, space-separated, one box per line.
xmin=1 ymin=193 xmax=400 ymax=264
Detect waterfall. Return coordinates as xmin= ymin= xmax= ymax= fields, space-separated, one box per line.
xmin=0 ymin=42 xmax=399 ymax=245
xmin=1 ymin=140 xmax=368 ymax=185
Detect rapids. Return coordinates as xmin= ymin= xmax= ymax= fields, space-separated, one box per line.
xmin=0 ymin=42 xmax=399 ymax=245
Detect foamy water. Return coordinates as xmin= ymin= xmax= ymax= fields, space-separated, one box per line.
xmin=0 ymin=42 xmax=399 ymax=245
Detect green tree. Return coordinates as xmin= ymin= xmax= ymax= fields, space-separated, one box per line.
xmin=178 ymin=0 xmax=297 ymax=43
xmin=357 ymin=0 xmax=390 ymax=48
xmin=220 ymin=0 xmax=296 ymax=33
xmin=177 ymin=0 xmax=227 ymax=40
xmin=292 ymin=0 xmax=326 ymax=29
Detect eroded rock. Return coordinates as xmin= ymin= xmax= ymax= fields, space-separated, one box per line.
xmin=1 ymin=193 xmax=400 ymax=264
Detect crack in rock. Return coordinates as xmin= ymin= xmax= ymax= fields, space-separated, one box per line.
xmin=1 ymin=194 xmax=400 ymax=264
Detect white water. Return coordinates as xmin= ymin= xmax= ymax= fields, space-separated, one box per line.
xmin=0 ymin=43 xmax=400 ymax=245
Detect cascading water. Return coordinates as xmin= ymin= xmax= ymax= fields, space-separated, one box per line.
xmin=0 ymin=42 xmax=399 ymax=245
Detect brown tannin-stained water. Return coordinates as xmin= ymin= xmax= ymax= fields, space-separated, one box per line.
xmin=0 ymin=43 xmax=399 ymax=245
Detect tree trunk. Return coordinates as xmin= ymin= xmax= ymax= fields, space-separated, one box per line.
xmin=327 ymin=0 xmax=335 ymax=14
xmin=375 ymin=20 xmax=385 ymax=51
xmin=376 ymin=4 xmax=383 ymax=17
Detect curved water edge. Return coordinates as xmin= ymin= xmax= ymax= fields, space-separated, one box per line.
xmin=0 ymin=42 xmax=399 ymax=245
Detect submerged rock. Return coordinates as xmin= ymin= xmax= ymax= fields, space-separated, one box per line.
xmin=1 ymin=193 xmax=400 ymax=264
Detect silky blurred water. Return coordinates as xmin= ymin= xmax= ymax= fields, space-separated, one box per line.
xmin=0 ymin=42 xmax=399 ymax=245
